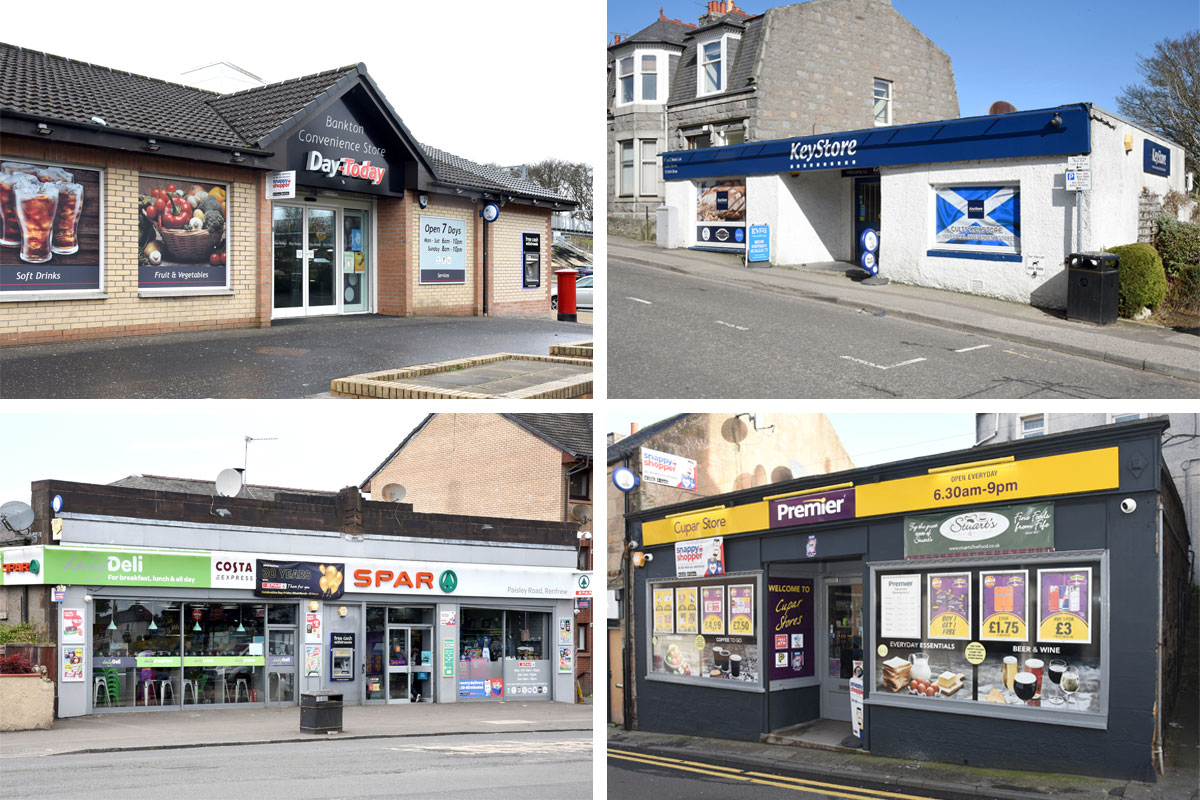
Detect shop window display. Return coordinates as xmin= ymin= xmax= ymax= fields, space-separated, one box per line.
xmin=648 ymin=573 xmax=761 ymax=686
xmin=92 ymin=599 xmax=182 ymax=708
xmin=183 ymin=602 xmax=265 ymax=705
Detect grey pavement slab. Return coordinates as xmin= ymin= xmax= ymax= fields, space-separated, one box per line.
xmin=1 ymin=700 xmax=592 ymax=758
xmin=0 ymin=315 xmax=592 ymax=399
xmin=611 ymin=238 xmax=1199 ymax=384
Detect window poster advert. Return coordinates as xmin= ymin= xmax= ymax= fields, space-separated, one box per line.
xmin=1 ymin=159 xmax=102 ymax=292
xmin=879 ymin=574 xmax=921 ymax=639
xmin=696 ymin=179 xmax=746 ymax=248
xmin=419 ymin=215 xmax=466 ymax=284
xmin=137 ymin=176 xmax=228 ymax=288
xmin=768 ymin=578 xmax=814 ymax=680
xmin=980 ymin=570 xmax=1028 ymax=641
xmin=558 ymin=617 xmax=573 ymax=647
xmin=650 ymin=576 xmax=760 ymax=686
xmin=1038 ymin=567 xmax=1091 ymax=644
xmin=558 ymin=646 xmax=573 ymax=673
xmin=61 ymin=645 xmax=85 ymax=682
xmin=60 ymin=606 xmax=85 ymax=644
xmin=305 ymin=609 xmax=323 ymax=644
xmin=304 ymin=644 xmax=321 ymax=676
xmin=934 ymin=185 xmax=1020 ymax=254
xmin=728 ymin=584 xmax=755 ymax=636
xmin=927 ymin=572 xmax=971 ymax=640
xmin=675 ymin=537 xmax=725 ymax=578
xmin=653 ymin=588 xmax=675 ymax=634
xmin=675 ymin=586 xmax=699 ymax=634
xmin=701 ymin=586 xmax=725 ymax=635
xmin=904 ymin=503 xmax=1054 ymax=560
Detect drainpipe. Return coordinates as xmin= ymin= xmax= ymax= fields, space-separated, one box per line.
xmin=975 ymin=413 xmax=999 ymax=447
xmin=1156 ymin=500 xmax=1164 ymax=775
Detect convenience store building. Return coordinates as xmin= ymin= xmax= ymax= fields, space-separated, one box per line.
xmin=623 ymin=418 xmax=1191 ymax=781
xmin=0 ymin=480 xmax=586 ymax=713
xmin=0 ymin=43 xmax=572 ymax=345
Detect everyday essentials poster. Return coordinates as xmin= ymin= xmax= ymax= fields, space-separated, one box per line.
xmin=1038 ymin=567 xmax=1091 ymax=643
xmin=980 ymin=570 xmax=1028 ymax=641
xmin=927 ymin=572 xmax=971 ymax=639
xmin=728 ymin=584 xmax=754 ymax=636
xmin=701 ymin=586 xmax=725 ymax=635
xmin=675 ymin=586 xmax=699 ymax=634
xmin=653 ymin=588 xmax=675 ymax=634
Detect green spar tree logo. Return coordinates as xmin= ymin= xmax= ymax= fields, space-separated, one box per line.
xmin=439 ymin=570 xmax=458 ymax=593
xmin=577 ymin=574 xmax=590 ymax=590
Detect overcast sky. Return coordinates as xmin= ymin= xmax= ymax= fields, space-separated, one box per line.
xmin=3 ymin=0 xmax=601 ymax=166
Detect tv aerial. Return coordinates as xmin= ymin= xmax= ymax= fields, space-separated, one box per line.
xmin=380 ymin=483 xmax=407 ymax=502
xmin=1 ymin=500 xmax=36 ymax=538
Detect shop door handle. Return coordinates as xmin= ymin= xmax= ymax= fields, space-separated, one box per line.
xmin=615 ymin=683 xmax=623 ymax=689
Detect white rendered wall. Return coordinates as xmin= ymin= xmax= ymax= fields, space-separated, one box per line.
xmin=768 ymin=172 xmax=852 ymax=264
xmin=1086 ymin=106 xmax=1186 ymax=251
xmin=664 ymin=180 xmax=698 ymax=249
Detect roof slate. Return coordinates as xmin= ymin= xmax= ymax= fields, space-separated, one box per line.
xmin=208 ymin=66 xmax=358 ymax=146
xmin=616 ymin=17 xmax=694 ymax=48
xmin=507 ymin=414 xmax=592 ymax=457
xmin=607 ymin=415 xmax=693 ymax=462
xmin=420 ymin=145 xmax=573 ymax=203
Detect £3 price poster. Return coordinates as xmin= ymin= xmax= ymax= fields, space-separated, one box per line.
xmin=926 ymin=572 xmax=971 ymax=640
xmin=1037 ymin=567 xmax=1091 ymax=644
xmin=980 ymin=570 xmax=1028 ymax=641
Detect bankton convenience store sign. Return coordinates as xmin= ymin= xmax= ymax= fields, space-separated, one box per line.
xmin=640 ymin=447 xmax=1117 ymax=546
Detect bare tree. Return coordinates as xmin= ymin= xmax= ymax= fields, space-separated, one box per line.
xmin=522 ymin=159 xmax=594 ymax=221
xmin=1116 ymin=30 xmax=1199 ymax=176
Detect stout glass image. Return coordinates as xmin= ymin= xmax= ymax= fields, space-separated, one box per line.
xmin=1013 ymin=671 xmax=1037 ymax=704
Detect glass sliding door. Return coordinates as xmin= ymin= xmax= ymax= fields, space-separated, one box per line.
xmin=821 ymin=579 xmax=863 ymax=721
xmin=307 ymin=208 xmax=336 ymax=312
xmin=272 ymin=206 xmax=304 ymax=313
xmin=386 ymin=627 xmax=410 ymax=703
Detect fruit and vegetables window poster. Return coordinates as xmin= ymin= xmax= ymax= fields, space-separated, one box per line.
xmin=137 ymin=176 xmax=228 ymax=288
xmin=1 ymin=159 xmax=102 ymax=292
xmin=649 ymin=576 xmax=761 ymax=686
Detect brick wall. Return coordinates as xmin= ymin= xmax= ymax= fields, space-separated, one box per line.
xmin=490 ymin=205 xmax=553 ymax=316
xmin=409 ymin=196 xmax=477 ymax=315
xmin=377 ymin=193 xmax=411 ymax=316
xmin=370 ymin=414 xmax=566 ymax=521
xmin=1 ymin=136 xmax=264 ymax=346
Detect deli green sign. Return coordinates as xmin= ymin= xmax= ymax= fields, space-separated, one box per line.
xmin=904 ymin=502 xmax=1054 ymax=559
xmin=42 ymin=548 xmax=210 ymax=588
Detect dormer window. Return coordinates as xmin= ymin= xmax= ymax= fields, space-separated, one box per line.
xmin=614 ymin=50 xmax=669 ymax=106
xmin=702 ymin=41 xmax=722 ymax=93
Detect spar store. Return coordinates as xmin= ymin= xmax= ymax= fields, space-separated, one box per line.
xmin=659 ymin=104 xmax=1186 ymax=308
xmin=0 ymin=482 xmax=586 ymax=714
xmin=0 ymin=43 xmax=571 ymax=345
xmin=624 ymin=418 xmax=1192 ymax=781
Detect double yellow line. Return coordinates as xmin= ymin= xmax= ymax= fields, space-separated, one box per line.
xmin=607 ymin=748 xmax=939 ymax=800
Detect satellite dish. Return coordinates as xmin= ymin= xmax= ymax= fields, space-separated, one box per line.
xmin=570 ymin=504 xmax=592 ymax=523
xmin=215 ymin=468 xmax=244 ymax=498
xmin=1 ymin=501 xmax=36 ymax=533
xmin=381 ymin=483 xmax=407 ymax=502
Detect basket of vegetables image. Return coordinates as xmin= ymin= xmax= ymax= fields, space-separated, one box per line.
xmin=139 ymin=183 xmax=225 ymax=265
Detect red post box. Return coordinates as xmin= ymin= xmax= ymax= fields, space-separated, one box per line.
xmin=555 ymin=268 xmax=578 ymax=322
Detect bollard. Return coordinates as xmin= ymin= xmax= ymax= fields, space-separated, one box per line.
xmin=555 ymin=268 xmax=578 ymax=322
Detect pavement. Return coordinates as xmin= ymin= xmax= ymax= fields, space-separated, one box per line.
xmin=0 ymin=699 xmax=593 ymax=758
xmin=610 ymin=238 xmax=1199 ymax=383
xmin=0 ymin=314 xmax=592 ymax=399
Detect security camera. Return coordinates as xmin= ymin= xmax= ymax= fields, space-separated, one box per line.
xmin=1120 ymin=498 xmax=1137 ymax=514
xmin=629 ymin=540 xmax=639 ymax=549
xmin=643 ymin=553 xmax=654 ymax=562
xmin=84 ymin=595 xmax=92 ymax=603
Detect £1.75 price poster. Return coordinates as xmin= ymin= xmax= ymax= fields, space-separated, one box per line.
xmin=980 ymin=570 xmax=1028 ymax=641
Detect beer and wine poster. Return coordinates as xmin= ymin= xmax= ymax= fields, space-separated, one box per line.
xmin=927 ymin=572 xmax=971 ymax=639
xmin=1 ymin=159 xmax=101 ymax=292
xmin=701 ymin=586 xmax=726 ymax=635
xmin=675 ymin=586 xmax=699 ymax=634
xmin=653 ymin=588 xmax=675 ymax=634
xmin=980 ymin=570 xmax=1028 ymax=641
xmin=1037 ymin=567 xmax=1092 ymax=644
xmin=728 ymin=584 xmax=755 ymax=636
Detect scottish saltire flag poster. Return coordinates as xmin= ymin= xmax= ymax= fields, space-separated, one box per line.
xmin=935 ymin=186 xmax=1020 ymax=253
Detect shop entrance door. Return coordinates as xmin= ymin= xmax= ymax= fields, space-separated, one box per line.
xmin=820 ymin=577 xmax=863 ymax=721
xmin=853 ymin=177 xmax=881 ymax=266
xmin=272 ymin=204 xmax=338 ymax=318
xmin=385 ymin=627 xmax=412 ymax=703
xmin=266 ymin=626 xmax=296 ymax=705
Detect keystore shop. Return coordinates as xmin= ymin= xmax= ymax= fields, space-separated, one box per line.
xmin=0 ymin=482 xmax=588 ymax=716
xmin=0 ymin=43 xmax=572 ymax=344
xmin=625 ymin=418 xmax=1190 ymax=781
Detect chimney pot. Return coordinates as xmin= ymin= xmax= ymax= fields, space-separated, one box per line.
xmin=631 ymin=423 xmax=640 ymax=434
xmin=614 ymin=34 xmax=621 ymax=44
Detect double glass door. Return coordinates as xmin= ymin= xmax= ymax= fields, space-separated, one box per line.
xmin=384 ymin=627 xmax=432 ymax=703
xmin=272 ymin=204 xmax=370 ymax=317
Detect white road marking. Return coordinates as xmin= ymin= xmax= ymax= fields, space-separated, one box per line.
xmin=388 ymin=739 xmax=591 ymax=755
xmin=716 ymin=320 xmax=750 ymax=331
xmin=954 ymin=344 xmax=991 ymax=353
xmin=839 ymin=356 xmax=927 ymax=370
xmin=627 ymin=297 xmax=653 ymax=305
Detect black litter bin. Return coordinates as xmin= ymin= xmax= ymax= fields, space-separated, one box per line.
xmin=300 ymin=691 xmax=343 ymax=734
xmin=1067 ymin=251 xmax=1119 ymax=325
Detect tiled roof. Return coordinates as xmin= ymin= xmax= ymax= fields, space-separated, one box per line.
xmin=614 ymin=17 xmax=694 ymax=48
xmin=209 ymin=66 xmax=358 ymax=146
xmin=669 ymin=14 xmax=763 ymax=106
xmin=420 ymin=144 xmax=574 ymax=203
xmin=507 ymin=414 xmax=592 ymax=457
xmin=607 ymin=415 xmax=693 ymax=462
xmin=110 ymin=474 xmax=336 ymax=501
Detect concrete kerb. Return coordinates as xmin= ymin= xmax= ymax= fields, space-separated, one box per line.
xmin=612 ymin=248 xmax=1199 ymax=384
xmin=608 ymin=730 xmax=1130 ymax=800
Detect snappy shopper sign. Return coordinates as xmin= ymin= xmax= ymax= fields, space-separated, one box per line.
xmin=641 ymin=447 xmax=697 ymax=490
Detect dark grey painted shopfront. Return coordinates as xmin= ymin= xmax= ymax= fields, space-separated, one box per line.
xmin=627 ymin=419 xmax=1186 ymax=782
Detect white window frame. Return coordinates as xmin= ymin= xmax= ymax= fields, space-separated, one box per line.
xmin=641 ymin=54 xmax=658 ymax=102
xmin=577 ymin=623 xmax=588 ymax=652
xmin=1018 ymin=414 xmax=1046 ymax=439
xmin=617 ymin=57 xmax=634 ymax=105
xmin=614 ymin=49 xmax=670 ymax=107
xmin=1108 ymin=413 xmax=1143 ymax=424
xmin=639 ymin=140 xmax=659 ymax=198
xmin=873 ymin=78 xmax=893 ymax=127
xmin=696 ymin=33 xmax=738 ymax=98
xmin=618 ymin=140 xmax=635 ymax=197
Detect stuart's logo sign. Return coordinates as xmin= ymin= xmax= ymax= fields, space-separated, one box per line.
xmin=305 ymin=150 xmax=387 ymax=186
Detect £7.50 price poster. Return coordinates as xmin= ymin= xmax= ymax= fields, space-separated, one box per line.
xmin=1037 ymin=567 xmax=1092 ymax=644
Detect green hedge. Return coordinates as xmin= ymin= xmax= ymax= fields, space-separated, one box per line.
xmin=1153 ymin=214 xmax=1200 ymax=277
xmin=1105 ymin=243 xmax=1167 ymax=315
xmin=0 ymin=621 xmax=51 ymax=645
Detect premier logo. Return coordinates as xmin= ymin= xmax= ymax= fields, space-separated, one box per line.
xmin=775 ymin=496 xmax=845 ymax=522
xmin=305 ymin=150 xmax=386 ymax=185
